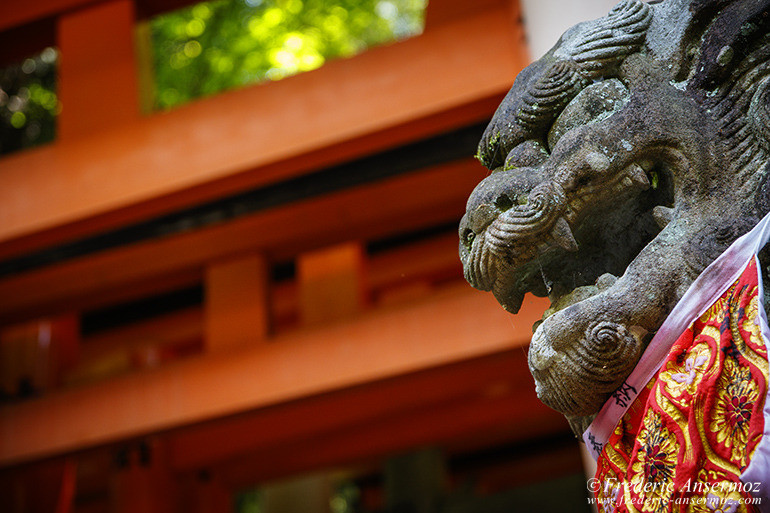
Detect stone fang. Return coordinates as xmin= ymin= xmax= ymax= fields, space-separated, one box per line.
xmin=551 ymin=217 xmax=579 ymax=252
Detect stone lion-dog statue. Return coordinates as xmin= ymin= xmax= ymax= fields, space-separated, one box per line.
xmin=461 ymin=0 xmax=770 ymax=434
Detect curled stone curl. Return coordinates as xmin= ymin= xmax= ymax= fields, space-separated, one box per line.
xmin=534 ymin=321 xmax=642 ymax=416
xmin=573 ymin=322 xmax=643 ymax=387
xmin=487 ymin=181 xmax=568 ymax=253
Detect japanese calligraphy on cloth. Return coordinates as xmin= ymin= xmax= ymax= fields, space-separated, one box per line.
xmin=583 ymin=213 xmax=770 ymax=512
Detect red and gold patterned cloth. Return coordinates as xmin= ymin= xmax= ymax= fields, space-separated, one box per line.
xmin=593 ymin=258 xmax=769 ymax=512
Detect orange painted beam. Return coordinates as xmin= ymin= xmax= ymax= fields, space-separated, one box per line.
xmin=216 ymin=371 xmax=566 ymax=488
xmin=0 ymin=159 xmax=484 ymax=324
xmin=0 ymin=0 xmax=514 ymax=40
xmin=166 ymin=346 xmax=555 ymax=472
xmin=0 ymin=7 xmax=526 ymax=257
xmin=369 ymin=232 xmax=462 ymax=291
xmin=0 ymin=0 xmax=91 ymax=32
xmin=0 ymin=95 xmax=502 ymax=266
xmin=0 ymin=0 xmax=217 ymax=33
xmin=0 ymin=284 xmax=547 ymax=467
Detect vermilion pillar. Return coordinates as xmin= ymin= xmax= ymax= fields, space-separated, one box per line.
xmin=297 ymin=243 xmax=366 ymax=325
xmin=204 ymin=254 xmax=270 ymax=353
xmin=57 ymin=0 xmax=140 ymax=141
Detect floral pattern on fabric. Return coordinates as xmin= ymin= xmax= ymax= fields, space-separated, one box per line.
xmin=628 ymin=412 xmax=678 ymax=512
xmin=710 ymin=359 xmax=760 ymax=468
xmin=594 ymin=259 xmax=769 ymax=513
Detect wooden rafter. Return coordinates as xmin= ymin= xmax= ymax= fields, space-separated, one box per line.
xmin=0 ymin=286 xmax=548 ymax=467
xmin=0 ymin=159 xmax=484 ymax=324
xmin=0 ymin=7 xmax=525 ymax=258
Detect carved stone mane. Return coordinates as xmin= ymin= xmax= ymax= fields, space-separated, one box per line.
xmin=460 ymin=0 xmax=770 ymax=434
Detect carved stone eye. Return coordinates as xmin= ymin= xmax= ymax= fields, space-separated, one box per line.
xmin=463 ymin=228 xmax=475 ymax=246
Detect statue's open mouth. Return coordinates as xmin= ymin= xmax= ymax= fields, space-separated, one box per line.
xmin=460 ymin=156 xmax=673 ymax=323
xmin=538 ymin=161 xmax=674 ymax=327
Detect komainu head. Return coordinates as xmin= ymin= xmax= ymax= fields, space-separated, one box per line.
xmin=460 ymin=0 xmax=770 ymax=433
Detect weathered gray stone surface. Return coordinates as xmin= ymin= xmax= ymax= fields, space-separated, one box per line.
xmin=459 ymin=0 xmax=770 ymax=434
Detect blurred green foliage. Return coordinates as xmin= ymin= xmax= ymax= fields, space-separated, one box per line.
xmin=0 ymin=48 xmax=60 ymax=155
xmin=150 ymin=0 xmax=427 ymax=109
xmin=330 ymin=480 xmax=361 ymax=513
xmin=234 ymin=488 xmax=262 ymax=513
xmin=233 ymin=478 xmax=361 ymax=513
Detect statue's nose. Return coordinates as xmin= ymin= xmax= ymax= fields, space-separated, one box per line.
xmin=467 ymin=203 xmax=499 ymax=234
